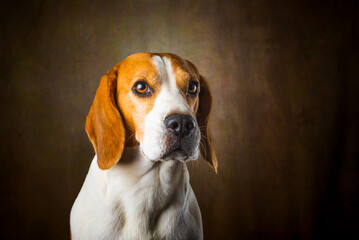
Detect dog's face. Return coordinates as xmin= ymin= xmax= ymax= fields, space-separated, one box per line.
xmin=117 ymin=53 xmax=201 ymax=162
xmin=85 ymin=53 xmax=217 ymax=171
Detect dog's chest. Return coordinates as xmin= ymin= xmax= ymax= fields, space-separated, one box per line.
xmin=104 ymin=161 xmax=187 ymax=239
xmin=70 ymin=156 xmax=202 ymax=240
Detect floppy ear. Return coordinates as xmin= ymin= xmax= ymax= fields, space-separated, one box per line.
xmin=197 ymin=75 xmax=218 ymax=173
xmin=85 ymin=65 xmax=125 ymax=170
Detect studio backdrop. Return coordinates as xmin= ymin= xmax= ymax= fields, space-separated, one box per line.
xmin=1 ymin=0 xmax=358 ymax=239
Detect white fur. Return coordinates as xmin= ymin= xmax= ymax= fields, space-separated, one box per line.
xmin=71 ymin=149 xmax=203 ymax=240
xmin=70 ymin=56 xmax=203 ymax=239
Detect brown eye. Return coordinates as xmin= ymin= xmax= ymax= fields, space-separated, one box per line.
xmin=188 ymin=81 xmax=198 ymax=95
xmin=136 ymin=83 xmax=148 ymax=93
xmin=133 ymin=81 xmax=150 ymax=96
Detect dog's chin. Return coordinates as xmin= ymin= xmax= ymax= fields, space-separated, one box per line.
xmin=161 ymin=148 xmax=189 ymax=162
xmin=160 ymin=146 xmax=201 ymax=162
xmin=141 ymin=147 xmax=197 ymax=163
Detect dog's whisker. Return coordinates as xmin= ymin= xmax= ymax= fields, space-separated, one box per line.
xmin=199 ymin=139 xmax=208 ymax=159
xmin=201 ymin=135 xmax=209 ymax=141
xmin=126 ymin=132 xmax=136 ymax=142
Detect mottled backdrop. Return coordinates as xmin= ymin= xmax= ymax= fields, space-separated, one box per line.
xmin=1 ymin=0 xmax=358 ymax=239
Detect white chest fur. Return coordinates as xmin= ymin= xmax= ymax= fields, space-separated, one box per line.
xmin=70 ymin=147 xmax=203 ymax=240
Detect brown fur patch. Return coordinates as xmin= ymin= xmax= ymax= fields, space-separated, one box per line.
xmin=85 ymin=65 xmax=126 ymax=170
xmin=116 ymin=53 xmax=161 ymax=144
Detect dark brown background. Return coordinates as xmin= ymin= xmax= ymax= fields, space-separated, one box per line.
xmin=1 ymin=0 xmax=358 ymax=239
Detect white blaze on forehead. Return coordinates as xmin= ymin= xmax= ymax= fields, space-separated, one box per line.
xmin=152 ymin=56 xmax=180 ymax=92
xmin=162 ymin=57 xmax=178 ymax=90
xmin=151 ymin=55 xmax=191 ymax=116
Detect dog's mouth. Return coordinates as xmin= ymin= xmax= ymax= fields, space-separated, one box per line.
xmin=140 ymin=145 xmax=193 ymax=163
xmin=161 ymin=146 xmax=189 ymax=161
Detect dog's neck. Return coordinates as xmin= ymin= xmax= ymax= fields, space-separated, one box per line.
xmin=104 ymin=146 xmax=188 ymax=189
xmin=91 ymin=147 xmax=190 ymax=237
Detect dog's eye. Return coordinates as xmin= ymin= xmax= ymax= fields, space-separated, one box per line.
xmin=188 ymin=81 xmax=198 ymax=95
xmin=133 ymin=80 xmax=151 ymax=96
xmin=136 ymin=83 xmax=148 ymax=93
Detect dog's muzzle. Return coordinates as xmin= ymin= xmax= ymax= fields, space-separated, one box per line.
xmin=161 ymin=114 xmax=198 ymax=160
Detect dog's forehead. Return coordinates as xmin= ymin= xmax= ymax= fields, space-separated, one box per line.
xmin=119 ymin=53 xmax=158 ymax=78
xmin=120 ymin=52 xmax=198 ymax=85
xmin=153 ymin=53 xmax=199 ymax=84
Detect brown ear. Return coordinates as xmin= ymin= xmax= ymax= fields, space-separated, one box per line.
xmin=85 ymin=65 xmax=125 ymax=170
xmin=197 ymin=75 xmax=218 ymax=173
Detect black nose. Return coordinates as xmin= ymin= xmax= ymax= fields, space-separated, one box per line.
xmin=165 ymin=114 xmax=196 ymax=137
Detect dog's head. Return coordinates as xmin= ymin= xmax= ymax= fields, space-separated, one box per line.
xmin=85 ymin=53 xmax=217 ymax=172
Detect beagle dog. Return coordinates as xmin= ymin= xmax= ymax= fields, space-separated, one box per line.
xmin=70 ymin=53 xmax=217 ymax=240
